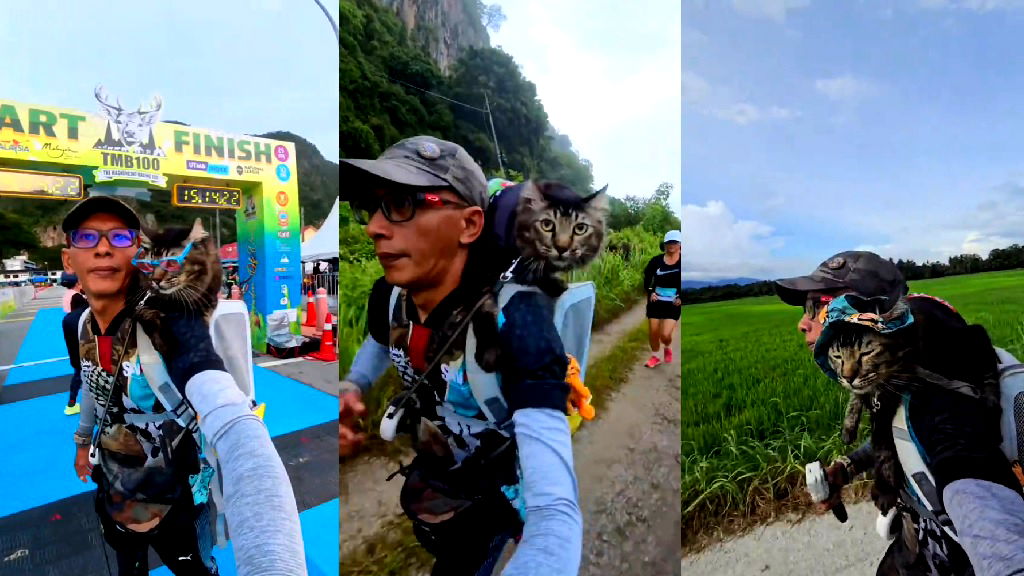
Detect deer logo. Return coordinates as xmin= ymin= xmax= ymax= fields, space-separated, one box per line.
xmin=93 ymin=85 xmax=164 ymax=156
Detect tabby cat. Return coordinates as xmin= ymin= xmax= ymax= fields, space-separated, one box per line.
xmin=134 ymin=218 xmax=223 ymax=359
xmin=824 ymin=297 xmax=1001 ymax=514
xmin=469 ymin=180 xmax=609 ymax=371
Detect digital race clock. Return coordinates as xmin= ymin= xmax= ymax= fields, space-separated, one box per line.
xmin=0 ymin=168 xmax=83 ymax=200
xmin=172 ymin=184 xmax=242 ymax=209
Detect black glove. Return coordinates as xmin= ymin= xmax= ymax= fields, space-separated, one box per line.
xmin=161 ymin=313 xmax=226 ymax=393
xmin=497 ymin=291 xmax=570 ymax=413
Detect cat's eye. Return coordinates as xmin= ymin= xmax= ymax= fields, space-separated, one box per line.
xmin=573 ymin=223 xmax=590 ymax=235
xmin=539 ymin=219 xmax=555 ymax=232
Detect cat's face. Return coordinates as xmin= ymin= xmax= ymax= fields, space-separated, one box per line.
xmin=826 ymin=323 xmax=907 ymax=393
xmin=516 ymin=181 xmax=609 ymax=271
xmin=138 ymin=218 xmax=221 ymax=307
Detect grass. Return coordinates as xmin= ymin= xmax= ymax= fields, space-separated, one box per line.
xmin=681 ymin=269 xmax=1024 ymax=552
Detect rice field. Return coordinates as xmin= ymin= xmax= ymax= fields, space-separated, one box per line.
xmin=680 ymin=269 xmax=1024 ymax=548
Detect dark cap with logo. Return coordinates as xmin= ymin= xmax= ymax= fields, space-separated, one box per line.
xmin=774 ymin=250 xmax=908 ymax=310
xmin=61 ymin=196 xmax=142 ymax=233
xmin=340 ymin=135 xmax=490 ymax=209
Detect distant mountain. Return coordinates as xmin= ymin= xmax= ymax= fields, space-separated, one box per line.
xmin=682 ymin=277 xmax=763 ymax=290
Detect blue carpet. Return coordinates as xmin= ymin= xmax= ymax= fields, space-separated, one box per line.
xmin=6 ymin=307 xmax=74 ymax=385
xmin=0 ymin=369 xmax=335 ymax=517
xmin=149 ymin=498 xmax=339 ymax=576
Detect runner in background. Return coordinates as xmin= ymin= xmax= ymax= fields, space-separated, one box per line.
xmin=61 ymin=272 xmax=88 ymax=415
xmin=643 ymin=230 xmax=682 ymax=368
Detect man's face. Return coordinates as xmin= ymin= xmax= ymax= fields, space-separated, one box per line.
xmin=665 ymin=241 xmax=681 ymax=256
xmin=797 ymin=289 xmax=849 ymax=351
xmin=363 ymin=188 xmax=484 ymax=290
xmin=61 ymin=213 xmax=138 ymax=300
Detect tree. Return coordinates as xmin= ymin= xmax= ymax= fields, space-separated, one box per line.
xmin=477 ymin=2 xmax=507 ymax=33
xmin=0 ymin=213 xmax=40 ymax=267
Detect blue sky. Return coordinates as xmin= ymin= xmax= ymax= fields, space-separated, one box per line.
xmin=684 ymin=0 xmax=1024 ymax=280
xmin=491 ymin=0 xmax=682 ymax=218
xmin=2 ymin=0 xmax=339 ymax=162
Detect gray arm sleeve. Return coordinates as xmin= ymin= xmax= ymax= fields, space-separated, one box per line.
xmin=186 ymin=370 xmax=307 ymax=576
xmin=343 ymin=335 xmax=390 ymax=392
xmin=501 ymin=408 xmax=583 ymax=576
xmin=944 ymin=478 xmax=1024 ymax=576
xmin=76 ymin=382 xmax=96 ymax=438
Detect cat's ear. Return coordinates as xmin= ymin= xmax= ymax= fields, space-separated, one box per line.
xmin=519 ymin=180 xmax=544 ymax=210
xmin=584 ymin=185 xmax=610 ymax=215
xmin=187 ymin=217 xmax=208 ymax=242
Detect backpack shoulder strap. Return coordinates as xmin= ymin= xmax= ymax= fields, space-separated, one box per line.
xmin=465 ymin=283 xmax=544 ymax=431
xmin=135 ymin=323 xmax=227 ymax=549
xmin=77 ymin=308 xmax=90 ymax=339
xmin=892 ymin=398 xmax=961 ymax=542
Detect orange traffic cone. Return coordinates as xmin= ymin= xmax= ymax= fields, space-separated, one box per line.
xmin=302 ymin=290 xmax=317 ymax=327
xmin=306 ymin=313 xmax=336 ymax=362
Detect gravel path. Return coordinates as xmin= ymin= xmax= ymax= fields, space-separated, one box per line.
xmin=681 ymin=501 xmax=891 ymax=575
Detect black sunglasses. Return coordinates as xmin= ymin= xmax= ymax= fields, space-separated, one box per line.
xmin=351 ymin=191 xmax=469 ymax=224
xmin=67 ymin=228 xmax=138 ymax=249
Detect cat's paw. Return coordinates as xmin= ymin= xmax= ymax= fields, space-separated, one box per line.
xmin=841 ymin=427 xmax=858 ymax=445
xmin=872 ymin=485 xmax=899 ymax=514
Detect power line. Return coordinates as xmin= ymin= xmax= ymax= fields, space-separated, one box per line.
xmin=382 ymin=73 xmax=487 ymax=113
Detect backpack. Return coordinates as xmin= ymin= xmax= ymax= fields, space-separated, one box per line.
xmin=889 ymin=296 xmax=1024 ymax=544
xmin=79 ymin=299 xmax=259 ymax=560
xmin=386 ymin=280 xmax=598 ymax=436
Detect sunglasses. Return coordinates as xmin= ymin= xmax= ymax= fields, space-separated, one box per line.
xmin=804 ymin=294 xmax=835 ymax=324
xmin=67 ymin=228 xmax=138 ymax=249
xmin=132 ymin=243 xmax=193 ymax=274
xmin=351 ymin=191 xmax=469 ymax=224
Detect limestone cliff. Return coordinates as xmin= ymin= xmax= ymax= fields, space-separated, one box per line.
xmin=377 ymin=0 xmax=490 ymax=73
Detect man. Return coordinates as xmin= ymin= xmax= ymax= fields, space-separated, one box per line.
xmin=61 ymin=273 xmax=88 ymax=415
xmin=339 ymin=136 xmax=583 ymax=576
xmin=775 ymin=250 xmax=1024 ymax=576
xmin=63 ymin=196 xmax=305 ymax=575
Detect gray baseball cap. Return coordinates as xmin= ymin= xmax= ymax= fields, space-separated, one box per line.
xmin=340 ymin=135 xmax=490 ymax=209
xmin=62 ymin=195 xmax=141 ymax=233
xmin=774 ymin=250 xmax=908 ymax=310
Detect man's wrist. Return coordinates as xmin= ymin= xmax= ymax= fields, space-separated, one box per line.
xmin=73 ymin=433 xmax=91 ymax=446
xmin=340 ymin=380 xmax=362 ymax=396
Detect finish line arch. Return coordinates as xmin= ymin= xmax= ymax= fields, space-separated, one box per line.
xmin=0 ymin=90 xmax=301 ymax=353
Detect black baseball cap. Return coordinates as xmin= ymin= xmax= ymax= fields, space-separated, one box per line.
xmin=775 ymin=250 xmax=908 ymax=310
xmin=61 ymin=196 xmax=141 ymax=233
xmin=340 ymin=135 xmax=490 ymax=209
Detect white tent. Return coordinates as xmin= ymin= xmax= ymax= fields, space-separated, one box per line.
xmin=301 ymin=197 xmax=339 ymax=262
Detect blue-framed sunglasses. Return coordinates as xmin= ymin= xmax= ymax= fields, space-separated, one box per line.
xmin=132 ymin=243 xmax=194 ymax=274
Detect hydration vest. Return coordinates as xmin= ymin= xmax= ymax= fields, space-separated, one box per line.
xmin=78 ymin=299 xmax=259 ymax=560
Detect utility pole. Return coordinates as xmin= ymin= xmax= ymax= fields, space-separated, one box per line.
xmin=483 ymin=91 xmax=504 ymax=176
xmin=312 ymin=0 xmax=339 ymax=43
xmin=215 ymin=209 xmax=221 ymax=248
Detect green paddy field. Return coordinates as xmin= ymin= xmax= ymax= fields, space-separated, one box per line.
xmin=681 ymin=269 xmax=1024 ymax=547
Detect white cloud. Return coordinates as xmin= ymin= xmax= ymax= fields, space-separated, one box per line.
xmin=919 ymin=0 xmax=1024 ymax=11
xmin=709 ymin=103 xmax=799 ymax=125
xmin=681 ymin=200 xmax=802 ymax=280
xmin=814 ymin=74 xmax=878 ymax=102
xmin=682 ymin=71 xmax=711 ymax=104
xmin=731 ymin=0 xmax=811 ymax=22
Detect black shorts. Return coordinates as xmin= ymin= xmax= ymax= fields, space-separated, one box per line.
xmin=646 ymin=299 xmax=680 ymax=321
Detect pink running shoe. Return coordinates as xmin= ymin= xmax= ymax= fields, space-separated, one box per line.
xmin=645 ymin=355 xmax=662 ymax=368
xmin=664 ymin=347 xmax=673 ymax=363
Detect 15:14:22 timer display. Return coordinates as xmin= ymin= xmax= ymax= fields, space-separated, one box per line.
xmin=172 ymin=184 xmax=242 ymax=209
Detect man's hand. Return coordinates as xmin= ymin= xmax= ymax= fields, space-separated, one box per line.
xmin=814 ymin=460 xmax=850 ymax=513
xmin=649 ymin=292 xmax=658 ymax=303
xmin=673 ymin=297 xmax=682 ymax=307
xmin=74 ymin=445 xmax=93 ymax=483
xmin=339 ymin=387 xmax=366 ymax=459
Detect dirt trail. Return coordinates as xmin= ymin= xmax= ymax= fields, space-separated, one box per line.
xmin=340 ymin=303 xmax=673 ymax=569
xmin=681 ymin=501 xmax=890 ymax=575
